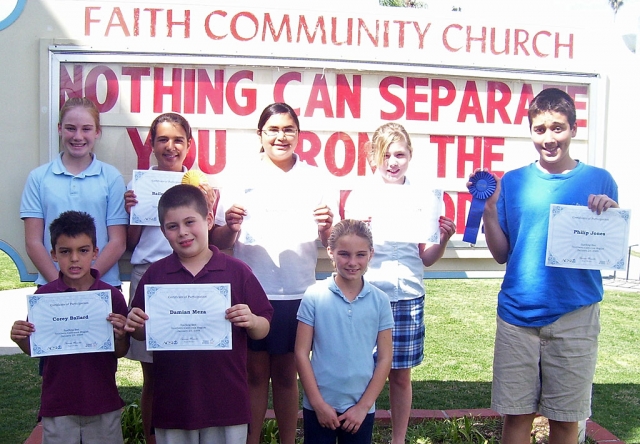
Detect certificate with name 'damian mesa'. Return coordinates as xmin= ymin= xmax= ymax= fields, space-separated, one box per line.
xmin=27 ymin=290 xmax=114 ymax=357
xmin=130 ymin=169 xmax=184 ymax=226
xmin=546 ymin=204 xmax=631 ymax=271
xmin=145 ymin=284 xmax=232 ymax=351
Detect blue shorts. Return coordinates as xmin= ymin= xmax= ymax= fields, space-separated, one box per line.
xmin=386 ymin=296 xmax=425 ymax=369
xmin=248 ymin=299 xmax=301 ymax=355
xmin=303 ymin=408 xmax=375 ymax=444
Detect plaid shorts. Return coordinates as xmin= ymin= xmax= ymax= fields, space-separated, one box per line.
xmin=390 ymin=296 xmax=425 ymax=369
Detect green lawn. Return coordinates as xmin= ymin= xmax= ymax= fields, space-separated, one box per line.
xmin=1 ymin=252 xmax=638 ymax=442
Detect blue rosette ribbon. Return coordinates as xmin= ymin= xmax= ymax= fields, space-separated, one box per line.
xmin=463 ymin=171 xmax=497 ymax=244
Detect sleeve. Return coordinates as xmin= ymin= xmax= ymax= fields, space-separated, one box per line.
xmin=378 ymin=295 xmax=394 ymax=332
xmin=243 ymin=270 xmax=274 ymax=322
xmin=296 ymin=288 xmax=316 ymax=327
xmin=497 ymin=176 xmax=509 ymax=240
xmin=214 ymin=192 xmax=227 ymax=226
xmin=105 ymin=168 xmax=129 ymax=226
xmin=131 ymin=272 xmax=149 ymax=311
xmin=110 ymin=287 xmax=129 ymax=316
xmin=20 ymin=169 xmax=44 ymax=219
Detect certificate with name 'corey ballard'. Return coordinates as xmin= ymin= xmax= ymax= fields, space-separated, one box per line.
xmin=27 ymin=290 xmax=115 ymax=357
xmin=546 ymin=204 xmax=631 ymax=271
xmin=144 ymin=284 xmax=232 ymax=351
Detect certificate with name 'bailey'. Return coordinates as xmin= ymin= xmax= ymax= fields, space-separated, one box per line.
xmin=27 ymin=290 xmax=115 ymax=357
xmin=144 ymin=284 xmax=232 ymax=351
xmin=546 ymin=204 xmax=631 ymax=271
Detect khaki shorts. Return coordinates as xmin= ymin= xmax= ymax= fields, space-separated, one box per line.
xmin=491 ymin=304 xmax=600 ymax=422
xmin=42 ymin=409 xmax=123 ymax=444
xmin=156 ymin=424 xmax=247 ymax=444
xmin=125 ymin=263 xmax=153 ymax=363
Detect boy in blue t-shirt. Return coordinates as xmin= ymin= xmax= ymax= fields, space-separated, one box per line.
xmin=473 ymin=88 xmax=619 ymax=444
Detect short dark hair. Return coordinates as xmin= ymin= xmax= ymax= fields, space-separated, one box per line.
xmin=49 ymin=211 xmax=97 ymax=250
xmin=528 ymin=88 xmax=576 ymax=129
xmin=158 ymin=184 xmax=208 ymax=226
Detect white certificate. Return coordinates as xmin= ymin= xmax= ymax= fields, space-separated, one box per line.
xmin=27 ymin=290 xmax=114 ymax=357
xmin=130 ymin=169 xmax=184 ymax=226
xmin=345 ymin=186 xmax=443 ymax=244
xmin=237 ymin=186 xmax=320 ymax=246
xmin=144 ymin=284 xmax=232 ymax=351
xmin=546 ymin=204 xmax=632 ymax=271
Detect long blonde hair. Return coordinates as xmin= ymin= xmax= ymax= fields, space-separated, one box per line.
xmin=370 ymin=122 xmax=412 ymax=168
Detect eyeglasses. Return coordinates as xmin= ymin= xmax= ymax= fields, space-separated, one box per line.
xmin=261 ymin=128 xmax=298 ymax=138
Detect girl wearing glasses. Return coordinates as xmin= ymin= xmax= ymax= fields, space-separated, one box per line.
xmin=212 ymin=102 xmax=334 ymax=444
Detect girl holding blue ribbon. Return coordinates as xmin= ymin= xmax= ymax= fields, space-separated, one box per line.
xmin=341 ymin=122 xmax=455 ymax=444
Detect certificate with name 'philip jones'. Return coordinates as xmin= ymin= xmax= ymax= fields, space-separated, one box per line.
xmin=27 ymin=290 xmax=114 ymax=357
xmin=546 ymin=204 xmax=631 ymax=271
xmin=144 ymin=284 xmax=232 ymax=351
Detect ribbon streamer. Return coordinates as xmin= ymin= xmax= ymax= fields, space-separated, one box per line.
xmin=463 ymin=171 xmax=497 ymax=244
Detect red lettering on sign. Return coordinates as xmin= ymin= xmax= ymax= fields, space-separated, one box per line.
xmin=379 ymin=76 xmax=405 ymax=120
xmin=431 ymin=79 xmax=455 ymax=121
xmin=231 ymin=12 xmax=259 ymax=41
xmin=226 ymin=70 xmax=256 ymax=116
xmin=122 ymin=67 xmax=151 ymax=113
xmin=85 ymin=66 xmax=119 ymax=112
xmin=197 ymin=130 xmax=226 ymax=174
xmin=263 ymin=13 xmax=292 ymax=42
xmin=407 ymin=77 xmax=429 ymax=121
xmin=514 ymin=83 xmax=534 ymax=125
xmin=105 ymin=7 xmax=129 ymax=37
xmin=457 ymin=81 xmax=484 ymax=123
xmin=297 ymin=131 xmax=322 ymax=166
xmin=466 ymin=26 xmax=486 ymax=53
xmin=197 ymin=69 xmax=224 ymax=115
xmin=487 ymin=81 xmax=512 ymax=124
xmin=85 ymin=7 xmax=101 ymax=36
xmin=305 ymin=74 xmax=334 ymax=118
xmin=274 ymin=72 xmax=302 ymax=114
xmin=325 ymin=132 xmax=356 ymax=176
xmin=442 ymin=24 xmax=463 ymax=52
xmin=167 ymin=9 xmax=190 ymax=38
xmin=332 ymin=17 xmax=354 ymax=45
xmin=336 ymin=75 xmax=361 ymax=119
xmin=205 ymin=10 xmax=227 ymax=40
xmin=153 ymin=67 xmax=182 ymax=113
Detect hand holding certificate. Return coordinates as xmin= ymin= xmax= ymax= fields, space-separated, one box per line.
xmin=27 ymin=290 xmax=115 ymax=357
xmin=130 ymin=169 xmax=184 ymax=226
xmin=546 ymin=204 xmax=632 ymax=271
xmin=144 ymin=284 xmax=232 ymax=351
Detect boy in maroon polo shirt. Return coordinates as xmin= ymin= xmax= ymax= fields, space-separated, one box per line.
xmin=125 ymin=184 xmax=273 ymax=444
xmin=11 ymin=211 xmax=129 ymax=444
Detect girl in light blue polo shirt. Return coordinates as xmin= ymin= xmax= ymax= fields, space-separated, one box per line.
xmin=295 ymin=219 xmax=393 ymax=444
